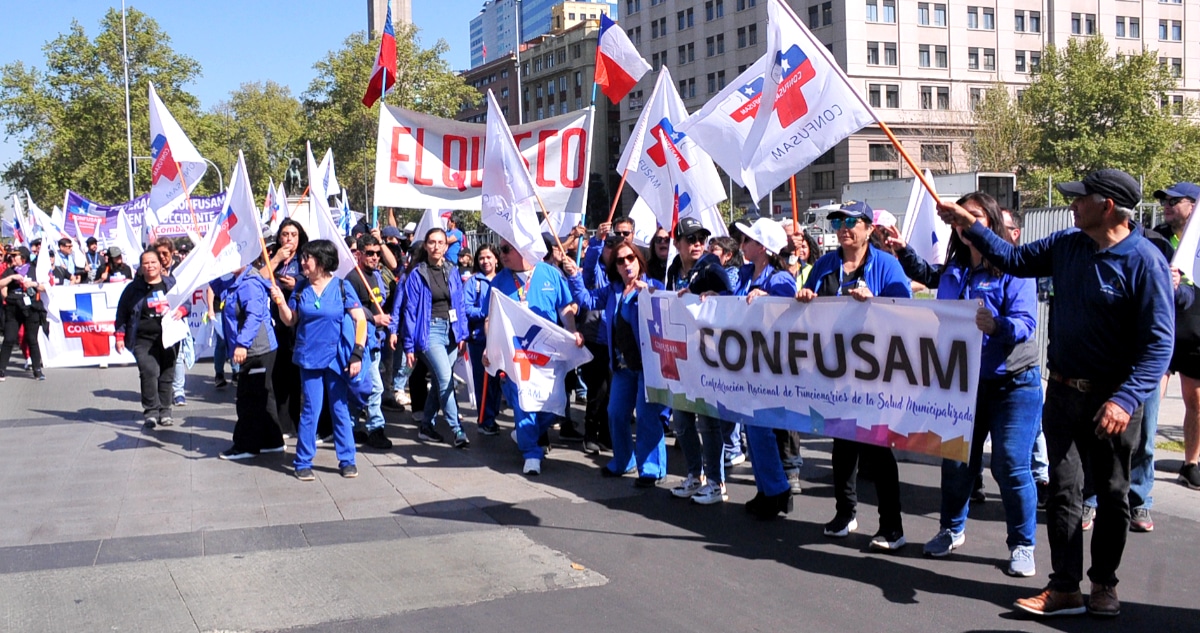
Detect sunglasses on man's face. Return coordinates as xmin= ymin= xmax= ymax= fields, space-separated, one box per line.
xmin=499 ymin=244 xmax=514 ymax=255
xmin=612 ymin=230 xmax=632 ymax=238
xmin=830 ymin=218 xmax=862 ymax=230
xmin=1163 ymin=197 xmax=1189 ymax=207
xmin=363 ymin=250 xmax=382 ymax=257
xmin=679 ymin=233 xmax=705 ymax=245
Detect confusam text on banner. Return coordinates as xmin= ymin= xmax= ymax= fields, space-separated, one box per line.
xmin=484 ymin=292 xmax=592 ymax=416
xmin=373 ymin=103 xmax=592 ymax=217
xmin=637 ymin=292 xmax=981 ymax=462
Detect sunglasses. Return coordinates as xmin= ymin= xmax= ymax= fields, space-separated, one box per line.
xmin=678 ymin=233 xmax=706 ymax=245
xmin=1163 ymin=197 xmax=1189 ymax=207
xmin=499 ymin=244 xmax=514 ymax=254
xmin=617 ymin=253 xmax=638 ymax=264
xmin=830 ymin=218 xmax=863 ymax=230
xmin=363 ymin=250 xmax=382 ymax=257
xmin=612 ymin=230 xmax=632 ymax=238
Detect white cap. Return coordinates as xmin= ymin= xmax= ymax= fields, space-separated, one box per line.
xmin=873 ymin=209 xmax=898 ymax=228
xmin=742 ymin=218 xmax=788 ymax=255
xmin=403 ymin=222 xmax=417 ymax=233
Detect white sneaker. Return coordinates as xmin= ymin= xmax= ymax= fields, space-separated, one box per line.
xmin=691 ymin=482 xmax=728 ymax=505
xmin=523 ymin=458 xmax=542 ymax=476
xmin=395 ymin=391 xmax=411 ymax=406
xmin=670 ymin=474 xmax=706 ymax=498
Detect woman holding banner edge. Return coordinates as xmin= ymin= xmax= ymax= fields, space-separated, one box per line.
xmin=797 ymin=201 xmax=912 ymax=551
xmin=882 ymin=191 xmax=1043 ymax=577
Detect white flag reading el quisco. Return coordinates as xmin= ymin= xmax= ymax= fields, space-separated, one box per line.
xmin=481 ymin=90 xmax=548 ymax=264
xmin=732 ymin=0 xmax=877 ymax=203
xmin=485 ymin=292 xmax=592 ymax=415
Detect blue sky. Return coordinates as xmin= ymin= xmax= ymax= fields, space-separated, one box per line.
xmin=0 ymin=0 xmax=480 ymax=206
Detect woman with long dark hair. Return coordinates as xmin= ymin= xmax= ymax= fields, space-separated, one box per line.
xmin=883 ymin=192 xmax=1042 ymax=576
xmin=403 ymin=229 xmax=470 ymax=448
xmin=463 ymin=244 xmax=502 ymax=434
xmin=797 ymin=202 xmax=912 ymax=550
xmin=270 ymin=239 xmax=368 ymax=481
xmin=115 ymin=249 xmax=189 ymax=429
xmin=0 ymin=247 xmax=46 ymax=381
xmin=564 ymin=239 xmax=667 ymax=486
xmin=647 ymin=228 xmax=671 ymax=282
xmin=263 ymin=218 xmax=309 ymax=437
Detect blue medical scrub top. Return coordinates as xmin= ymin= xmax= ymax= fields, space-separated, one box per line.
xmin=289 ymin=278 xmax=361 ymax=370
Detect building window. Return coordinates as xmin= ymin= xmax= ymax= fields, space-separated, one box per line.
xmin=814 ymin=148 xmax=836 ymax=165
xmin=935 ymin=45 xmax=947 ymax=68
xmin=813 ymin=171 xmax=835 ymax=191
xmin=919 ymin=45 xmax=931 ymax=68
xmin=983 ymin=48 xmax=995 ymax=70
xmin=1030 ymin=51 xmax=1041 ymax=71
xmin=968 ymin=6 xmax=978 ymax=29
xmin=968 ymin=47 xmax=979 ymax=70
xmin=678 ymin=43 xmax=695 ymax=65
xmin=969 ymin=87 xmax=984 ymax=108
xmin=933 ymin=3 xmax=945 ymax=26
xmin=884 ymin=42 xmax=897 ymax=66
xmin=625 ymin=0 xmax=640 ymax=14
xmin=871 ymin=170 xmax=899 ymax=181
xmin=921 ymin=144 xmax=950 ymax=163
xmin=1163 ymin=94 xmax=1184 ymax=115
xmin=1074 ymin=13 xmax=1095 ymax=35
xmin=869 ymin=143 xmax=898 ymax=161
xmin=808 ymin=5 xmax=819 ymax=29
xmin=1172 ymin=20 xmax=1183 ymax=41
xmin=867 ymin=42 xmax=879 ymax=65
xmin=866 ymin=0 xmax=877 ymax=22
xmin=705 ymin=0 xmax=724 ymax=21
xmin=707 ymin=72 xmax=717 ymax=94
xmin=917 ymin=2 xmax=929 ymax=25
xmin=678 ymin=77 xmax=696 ymax=99
xmin=868 ymin=83 xmax=900 ymax=108
xmin=736 ymin=0 xmax=756 ymax=10
xmin=677 ymin=8 xmax=694 ymax=30
xmin=1015 ymin=11 xmax=1025 ymax=32
xmin=626 ymin=27 xmax=641 ymax=45
xmin=983 ymin=7 xmax=994 ymax=30
xmin=880 ymin=0 xmax=894 ymax=23
xmin=651 ymin=17 xmax=666 ymax=39
xmin=920 ymin=85 xmax=949 ymax=110
xmin=1029 ymin=11 xmax=1041 ymax=33
xmin=706 ymin=34 xmax=725 ymax=56
xmin=1161 ymin=57 xmax=1183 ymax=77
xmin=717 ymin=70 xmax=726 ymax=90
xmin=737 ymin=25 xmax=757 ymax=48
xmin=1015 ymin=51 xmax=1026 ymax=73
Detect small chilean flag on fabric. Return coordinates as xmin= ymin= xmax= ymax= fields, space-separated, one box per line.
xmin=594 ymin=14 xmax=651 ymax=103
xmin=362 ymin=0 xmax=398 ymax=108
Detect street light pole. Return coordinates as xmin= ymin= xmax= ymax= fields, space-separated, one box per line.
xmin=121 ymin=0 xmax=135 ymax=200
xmin=514 ymin=0 xmax=524 ymax=124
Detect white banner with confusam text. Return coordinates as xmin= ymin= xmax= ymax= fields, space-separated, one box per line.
xmin=38 ymin=282 xmax=216 ymax=368
xmin=638 ymin=293 xmax=982 ymax=462
xmin=374 ymin=104 xmax=592 ymax=214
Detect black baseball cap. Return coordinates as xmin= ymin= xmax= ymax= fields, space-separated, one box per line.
xmin=1056 ymin=169 xmax=1142 ymax=209
xmin=675 ymin=217 xmax=710 ymax=240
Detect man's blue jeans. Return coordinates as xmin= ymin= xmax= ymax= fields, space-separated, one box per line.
xmin=362 ymin=347 xmax=385 ymax=432
xmin=419 ymin=319 xmax=461 ymax=434
xmin=941 ymin=367 xmax=1042 ymax=548
xmin=607 ymin=368 xmax=666 ymax=478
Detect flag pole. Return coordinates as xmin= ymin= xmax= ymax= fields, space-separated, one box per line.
xmin=478 ymin=372 xmax=489 ymax=427
xmin=175 ymin=166 xmax=202 ymax=235
xmin=532 ymin=190 xmax=569 ymax=254
xmin=788 ymin=174 xmax=800 ymax=227
xmin=604 ymin=170 xmax=630 ymax=223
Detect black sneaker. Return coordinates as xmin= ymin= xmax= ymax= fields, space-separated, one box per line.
xmin=453 ymin=431 xmax=470 ymax=449
xmin=1036 ymin=481 xmax=1049 ymax=509
xmin=633 ymin=475 xmax=662 ymax=488
xmin=295 ymin=467 xmax=315 ymax=481
xmin=583 ymin=440 xmax=603 ymax=455
xmin=869 ymin=529 xmax=908 ymax=552
xmin=1130 ymin=507 xmax=1154 ymax=533
xmin=745 ymin=489 xmax=793 ymax=519
xmin=823 ymin=513 xmax=858 ymax=538
xmin=33 ymin=370 xmax=45 ymax=381
xmin=478 ymin=424 xmax=500 ymax=437
xmin=142 ymin=417 xmax=158 ymax=430
xmin=558 ymin=424 xmax=585 ymax=442
xmin=0 ymin=370 xmax=6 ymax=381
xmin=381 ymin=399 xmax=404 ymax=411
xmin=418 ymin=426 xmax=444 ymax=443
xmin=340 ymin=464 xmax=359 ymax=478
xmin=1180 ymin=462 xmax=1200 ymax=490
xmin=366 ymin=428 xmax=393 ymax=449
xmin=219 ymin=447 xmax=258 ymax=460
xmin=215 ymin=378 xmax=229 ymax=389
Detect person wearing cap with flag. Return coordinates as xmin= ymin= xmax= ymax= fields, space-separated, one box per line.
xmin=938 ymin=168 xmax=1174 ymax=618
xmin=798 ymin=201 xmax=912 ymax=549
xmin=1150 ymin=182 xmax=1200 ymax=492
xmin=99 ymin=247 xmax=132 ymax=283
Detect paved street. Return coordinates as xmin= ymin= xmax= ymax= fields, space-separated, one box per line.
xmin=1 ymin=365 xmax=1197 ymax=632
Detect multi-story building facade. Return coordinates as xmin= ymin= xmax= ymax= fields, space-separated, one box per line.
xmin=458 ymin=54 xmax=522 ymax=125
xmin=617 ymin=0 xmax=1200 ymax=215
xmin=469 ymin=0 xmax=618 ymax=69
xmin=369 ymin=0 xmax=412 ymax=37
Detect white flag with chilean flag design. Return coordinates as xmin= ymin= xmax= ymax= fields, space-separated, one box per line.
xmin=165 ymin=151 xmax=262 ymax=312
xmin=594 ymin=14 xmax=651 ymax=103
xmin=148 ymin=83 xmax=208 ymax=223
xmin=485 ymin=292 xmax=592 ymax=415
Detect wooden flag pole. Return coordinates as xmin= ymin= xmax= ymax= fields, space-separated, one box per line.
xmin=604 ymin=169 xmax=631 ymax=224
xmin=532 ymin=190 xmax=569 ymax=255
xmin=876 ymin=120 xmax=941 ymax=205
xmin=789 ymin=175 xmax=800 ymax=227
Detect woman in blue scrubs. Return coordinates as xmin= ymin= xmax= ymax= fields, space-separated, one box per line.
xmin=270 ymin=239 xmax=368 ymax=481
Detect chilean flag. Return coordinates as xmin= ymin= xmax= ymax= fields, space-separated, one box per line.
xmin=362 ymin=0 xmax=398 ymax=108
xmin=594 ymin=14 xmax=651 ymax=103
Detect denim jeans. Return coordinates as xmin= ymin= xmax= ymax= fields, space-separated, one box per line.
xmin=940 ymin=367 xmax=1042 ymax=548
xmin=362 ymin=348 xmax=385 ymax=432
xmin=467 ymin=340 xmax=500 ymax=428
xmin=172 ymin=346 xmax=186 ymax=399
xmin=1084 ymin=383 xmax=1159 ymax=512
xmin=420 ymin=319 xmax=461 ymax=433
xmin=1031 ymin=429 xmax=1050 ymax=484
xmin=213 ymin=333 xmax=227 ymax=380
xmin=672 ymin=410 xmax=725 ymax=484
xmin=295 ymin=367 xmax=356 ymax=470
xmin=607 ymin=368 xmax=666 ymax=478
xmin=746 ymin=424 xmax=789 ymax=495
xmin=392 ymin=347 xmax=411 ymax=393
xmin=1042 ymin=381 xmax=1142 ymax=592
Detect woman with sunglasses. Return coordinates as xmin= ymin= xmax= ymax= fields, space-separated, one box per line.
xmin=881 ymin=191 xmax=1042 ymax=576
xmin=563 ymin=240 xmax=667 ymax=486
xmin=402 ymin=228 xmax=471 ymax=448
xmin=263 ymin=219 xmax=309 ymax=437
xmin=463 ymin=244 xmax=502 ymax=435
xmin=797 ymin=201 xmax=912 ymax=551
xmin=270 ymin=239 xmax=368 ymax=481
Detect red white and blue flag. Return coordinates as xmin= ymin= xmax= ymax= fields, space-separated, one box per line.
xmin=485 ymin=292 xmax=592 ymax=415
xmin=594 ymin=14 xmax=651 ymax=103
xmin=616 ymin=68 xmax=726 ymax=235
xmin=362 ymin=0 xmax=398 ymax=108
xmin=148 ymin=83 xmax=208 ymax=223
xmin=165 ymin=151 xmax=263 ymax=312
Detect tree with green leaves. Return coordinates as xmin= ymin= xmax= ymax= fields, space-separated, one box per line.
xmin=0 ymin=8 xmax=215 ymax=204
xmin=303 ymin=24 xmax=479 ymax=218
xmin=204 ymin=81 xmax=305 ymax=196
xmin=971 ymin=37 xmax=1200 ymax=207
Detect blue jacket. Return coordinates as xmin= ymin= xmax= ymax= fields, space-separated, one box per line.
xmin=733 ymin=262 xmax=797 ymax=297
xmin=896 ymin=246 xmax=1038 ymax=379
xmin=581 ymin=236 xmax=606 ymax=290
xmin=402 ymin=262 xmax=468 ymax=353
xmin=804 ymin=245 xmax=913 ymax=299
xmin=567 ymin=273 xmax=665 ymax=371
xmin=463 ymin=271 xmax=493 ymax=345
xmin=964 ymin=221 xmax=1174 ymax=414
xmin=219 ymin=267 xmax=277 ymax=357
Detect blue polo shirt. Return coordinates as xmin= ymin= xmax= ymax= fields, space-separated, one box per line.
xmin=483 ymin=262 xmax=574 ymax=323
xmin=965 ymin=221 xmax=1174 ymax=414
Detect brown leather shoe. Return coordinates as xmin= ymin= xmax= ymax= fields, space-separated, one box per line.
xmin=1088 ymin=583 xmax=1120 ymax=617
xmin=1014 ymin=587 xmax=1086 ymax=617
